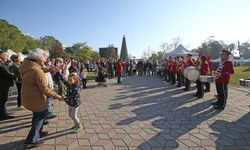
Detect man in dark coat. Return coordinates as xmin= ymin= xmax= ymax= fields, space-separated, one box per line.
xmin=0 ymin=50 xmax=16 ymax=120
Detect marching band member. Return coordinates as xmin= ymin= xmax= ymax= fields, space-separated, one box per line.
xmin=195 ymin=55 xmax=210 ymax=98
xmin=183 ymin=54 xmax=194 ymax=91
xmin=212 ymin=49 xmax=234 ymax=110
xmin=180 ymin=56 xmax=185 ymax=86
xmin=167 ymin=57 xmax=173 ymax=82
xmin=205 ymin=56 xmax=213 ymax=92
xmin=164 ymin=58 xmax=169 ymax=82
xmin=176 ymin=56 xmax=184 ymax=87
xmin=170 ymin=57 xmax=177 ymax=85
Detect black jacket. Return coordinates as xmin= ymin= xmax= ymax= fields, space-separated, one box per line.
xmin=0 ymin=61 xmax=16 ymax=88
xmin=64 ymin=85 xmax=81 ymax=107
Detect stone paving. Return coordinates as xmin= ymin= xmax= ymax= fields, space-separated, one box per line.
xmin=1 ymin=76 xmax=250 ymax=150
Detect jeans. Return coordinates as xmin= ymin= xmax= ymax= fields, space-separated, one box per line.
xmin=47 ymin=97 xmax=54 ymax=118
xmin=26 ymin=109 xmax=48 ymax=144
xmin=69 ymin=106 xmax=79 ymax=124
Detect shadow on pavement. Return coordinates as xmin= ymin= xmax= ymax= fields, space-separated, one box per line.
xmin=0 ymin=139 xmax=26 ymax=150
xmin=210 ymin=112 xmax=250 ymax=149
xmin=112 ymin=76 xmax=222 ymax=149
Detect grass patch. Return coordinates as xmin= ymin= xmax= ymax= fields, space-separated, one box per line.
xmin=230 ymin=65 xmax=250 ymax=85
xmin=86 ymin=71 xmax=96 ymax=80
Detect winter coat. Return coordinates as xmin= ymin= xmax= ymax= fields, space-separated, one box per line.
xmin=19 ymin=59 xmax=60 ymax=112
xmin=64 ymin=85 xmax=81 ymax=107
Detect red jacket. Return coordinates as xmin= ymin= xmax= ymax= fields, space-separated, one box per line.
xmin=164 ymin=61 xmax=168 ymax=71
xmin=116 ymin=61 xmax=123 ymax=73
xmin=199 ymin=63 xmax=210 ymax=75
xmin=215 ymin=60 xmax=234 ymax=84
xmin=170 ymin=61 xmax=177 ymax=73
xmin=185 ymin=59 xmax=194 ymax=67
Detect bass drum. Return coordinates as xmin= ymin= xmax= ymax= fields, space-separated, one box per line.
xmin=183 ymin=66 xmax=200 ymax=81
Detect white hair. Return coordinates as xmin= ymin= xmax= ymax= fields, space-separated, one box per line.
xmin=27 ymin=48 xmax=50 ymax=60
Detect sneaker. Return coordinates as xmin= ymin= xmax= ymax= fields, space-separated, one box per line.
xmin=211 ymin=102 xmax=218 ymax=105
xmin=47 ymin=114 xmax=57 ymax=119
xmin=24 ymin=139 xmax=44 ymax=148
xmin=74 ymin=124 xmax=83 ymax=132
xmin=40 ymin=131 xmax=48 ymax=138
xmin=70 ymin=124 xmax=77 ymax=129
xmin=213 ymin=105 xmax=224 ymax=110
xmin=43 ymin=120 xmax=49 ymax=125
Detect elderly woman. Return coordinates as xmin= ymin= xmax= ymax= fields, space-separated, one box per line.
xmin=20 ymin=48 xmax=62 ymax=148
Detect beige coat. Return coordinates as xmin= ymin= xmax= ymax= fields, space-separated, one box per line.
xmin=20 ymin=59 xmax=59 ymax=112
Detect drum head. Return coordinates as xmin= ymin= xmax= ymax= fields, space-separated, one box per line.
xmin=187 ymin=70 xmax=200 ymax=81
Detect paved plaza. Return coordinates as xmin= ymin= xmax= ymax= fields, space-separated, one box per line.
xmin=1 ymin=76 xmax=250 ymax=150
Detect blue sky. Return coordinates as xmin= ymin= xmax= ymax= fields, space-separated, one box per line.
xmin=1 ymin=0 xmax=250 ymax=58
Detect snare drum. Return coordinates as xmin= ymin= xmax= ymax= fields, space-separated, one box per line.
xmin=245 ymin=80 xmax=250 ymax=87
xmin=199 ymin=75 xmax=214 ymax=82
xmin=183 ymin=66 xmax=200 ymax=81
xmin=239 ymin=79 xmax=245 ymax=86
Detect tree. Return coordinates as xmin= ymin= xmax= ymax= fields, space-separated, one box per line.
xmin=227 ymin=43 xmax=236 ymax=53
xmin=141 ymin=47 xmax=154 ymax=60
xmin=23 ymin=35 xmax=41 ymax=53
xmin=51 ymin=42 xmax=68 ymax=59
xmin=238 ymin=41 xmax=250 ymax=58
xmin=172 ymin=37 xmax=183 ymax=49
xmin=91 ymin=50 xmax=100 ymax=60
xmin=72 ymin=43 xmax=94 ymax=61
xmin=160 ymin=42 xmax=173 ymax=53
xmin=0 ymin=19 xmax=27 ymax=52
xmin=197 ymin=40 xmax=224 ymax=59
xmin=40 ymin=36 xmax=60 ymax=51
xmin=40 ymin=36 xmax=68 ymax=59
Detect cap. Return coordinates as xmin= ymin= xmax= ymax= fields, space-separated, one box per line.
xmin=201 ymin=55 xmax=207 ymax=60
xmin=221 ymin=49 xmax=231 ymax=55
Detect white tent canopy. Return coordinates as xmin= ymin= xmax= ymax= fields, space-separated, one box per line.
xmin=212 ymin=56 xmax=236 ymax=63
xmin=163 ymin=44 xmax=198 ymax=59
xmin=7 ymin=49 xmax=16 ymax=59
xmin=18 ymin=52 xmax=27 ymax=61
xmin=5 ymin=49 xmax=27 ymax=61
xmin=212 ymin=57 xmax=221 ymax=62
xmin=237 ymin=57 xmax=246 ymax=62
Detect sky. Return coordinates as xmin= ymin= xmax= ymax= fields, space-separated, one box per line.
xmin=1 ymin=0 xmax=250 ymax=58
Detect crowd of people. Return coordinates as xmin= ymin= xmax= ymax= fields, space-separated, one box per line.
xmin=0 ymin=47 xmax=234 ymax=148
xmin=0 ymin=49 xmax=87 ymax=148
xmin=93 ymin=57 xmax=160 ymax=86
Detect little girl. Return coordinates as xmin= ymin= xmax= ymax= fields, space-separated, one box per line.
xmin=64 ymin=74 xmax=82 ymax=132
